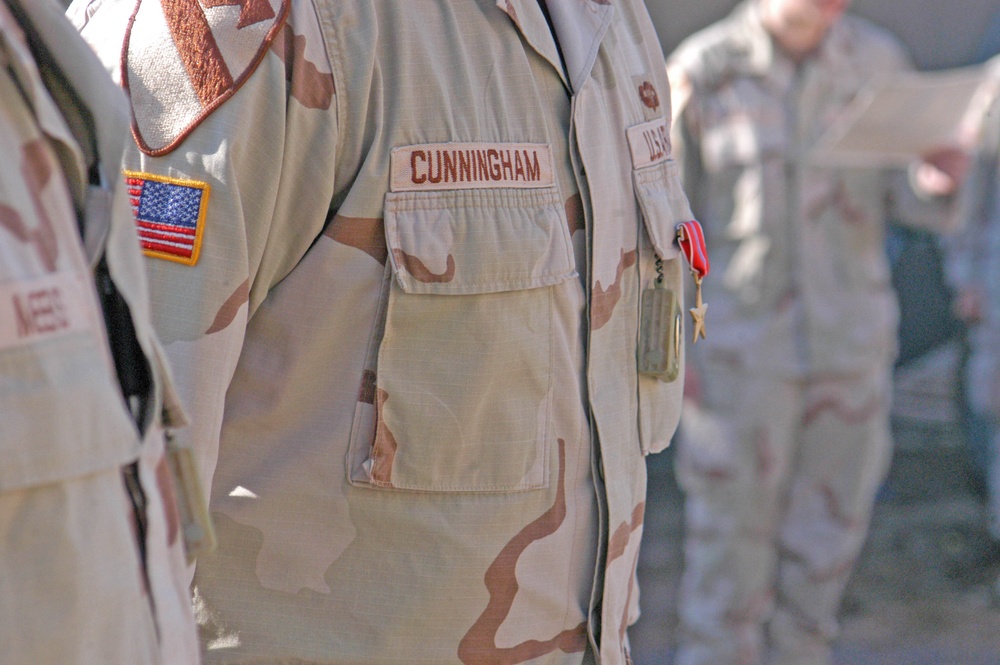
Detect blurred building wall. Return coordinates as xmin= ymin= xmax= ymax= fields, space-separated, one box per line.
xmin=645 ymin=0 xmax=1000 ymax=69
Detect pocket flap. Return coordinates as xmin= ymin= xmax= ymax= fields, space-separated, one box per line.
xmin=633 ymin=159 xmax=691 ymax=262
xmin=384 ymin=188 xmax=576 ymax=295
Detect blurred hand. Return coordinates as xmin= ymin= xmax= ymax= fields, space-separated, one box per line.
xmin=914 ymin=146 xmax=970 ymax=197
xmin=953 ymin=285 xmax=985 ymax=324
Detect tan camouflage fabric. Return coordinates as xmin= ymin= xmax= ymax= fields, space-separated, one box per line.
xmin=0 ymin=1 xmax=197 ymax=663
xmin=72 ymin=0 xmax=693 ymax=663
xmin=666 ymin=3 xmax=956 ymax=664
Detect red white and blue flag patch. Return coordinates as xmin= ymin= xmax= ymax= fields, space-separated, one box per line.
xmin=124 ymin=171 xmax=210 ymax=266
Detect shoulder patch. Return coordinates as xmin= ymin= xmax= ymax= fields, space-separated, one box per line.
xmin=123 ymin=0 xmax=291 ymax=156
xmin=124 ymin=171 xmax=210 ymax=266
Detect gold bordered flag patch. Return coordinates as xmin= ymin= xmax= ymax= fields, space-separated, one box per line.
xmin=124 ymin=171 xmax=209 ymax=266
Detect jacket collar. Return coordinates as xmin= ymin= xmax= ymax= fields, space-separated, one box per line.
xmin=2 ymin=0 xmax=136 ymax=213
xmin=497 ymin=0 xmax=614 ymax=93
xmin=0 ymin=1 xmax=89 ymax=200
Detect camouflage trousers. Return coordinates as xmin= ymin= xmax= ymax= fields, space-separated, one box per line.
xmin=673 ymin=363 xmax=893 ymax=665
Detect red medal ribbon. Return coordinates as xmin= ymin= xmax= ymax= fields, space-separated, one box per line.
xmin=675 ymin=220 xmax=709 ymax=278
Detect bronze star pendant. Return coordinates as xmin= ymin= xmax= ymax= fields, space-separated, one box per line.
xmin=689 ymin=274 xmax=707 ymax=343
xmin=690 ymin=302 xmax=707 ymax=342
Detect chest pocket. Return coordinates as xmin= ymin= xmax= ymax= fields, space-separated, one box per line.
xmin=0 ymin=270 xmax=140 ymax=492
xmin=634 ymin=159 xmax=686 ymax=263
xmin=347 ymin=187 xmax=576 ymax=493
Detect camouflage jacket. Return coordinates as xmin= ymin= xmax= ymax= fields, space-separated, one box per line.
xmin=73 ymin=1 xmax=693 ymax=663
xmin=668 ymin=0 xmax=954 ymax=378
xmin=0 ymin=1 xmax=196 ymax=663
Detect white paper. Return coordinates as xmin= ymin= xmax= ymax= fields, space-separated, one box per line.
xmin=811 ymin=65 xmax=1000 ymax=168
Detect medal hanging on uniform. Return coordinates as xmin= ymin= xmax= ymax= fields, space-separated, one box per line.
xmin=676 ymin=220 xmax=709 ymax=343
xmin=638 ymin=254 xmax=683 ymax=382
xmin=638 ymin=220 xmax=710 ymax=381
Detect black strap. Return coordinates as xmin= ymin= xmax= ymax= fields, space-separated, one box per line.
xmin=95 ymin=255 xmax=153 ymax=433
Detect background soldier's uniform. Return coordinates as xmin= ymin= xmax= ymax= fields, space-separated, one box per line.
xmin=0 ymin=1 xmax=197 ymax=663
xmin=667 ymin=2 xmax=956 ymax=664
xmin=70 ymin=1 xmax=693 ymax=663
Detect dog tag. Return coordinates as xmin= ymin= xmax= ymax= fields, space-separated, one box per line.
xmin=638 ymin=283 xmax=682 ymax=382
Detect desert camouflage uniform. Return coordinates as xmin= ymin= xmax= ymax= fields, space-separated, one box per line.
xmin=0 ymin=1 xmax=197 ymax=663
xmin=667 ymin=3 xmax=955 ymax=664
xmin=946 ymin=64 xmax=1000 ymax=539
xmin=71 ymin=0 xmax=693 ymax=663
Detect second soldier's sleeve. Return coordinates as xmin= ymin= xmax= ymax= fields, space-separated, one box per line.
xmin=70 ymin=0 xmax=340 ymax=503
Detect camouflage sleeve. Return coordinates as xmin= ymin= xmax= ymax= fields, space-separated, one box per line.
xmin=70 ymin=0 xmax=339 ymax=498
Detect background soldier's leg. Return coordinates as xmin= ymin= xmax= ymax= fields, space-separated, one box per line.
xmin=675 ymin=366 xmax=800 ymax=665
xmin=768 ymin=368 xmax=893 ymax=665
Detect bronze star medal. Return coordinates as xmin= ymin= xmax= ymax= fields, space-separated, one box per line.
xmin=689 ymin=274 xmax=707 ymax=342
xmin=675 ymin=221 xmax=710 ymax=344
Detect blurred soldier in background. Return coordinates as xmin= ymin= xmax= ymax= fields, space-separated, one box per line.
xmin=947 ymin=56 xmax=1000 ymax=552
xmin=68 ymin=1 xmax=699 ymax=663
xmin=666 ymin=0 xmax=966 ymax=663
xmin=0 ymin=0 xmax=198 ymax=663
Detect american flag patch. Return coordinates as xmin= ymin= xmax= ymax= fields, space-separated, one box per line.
xmin=124 ymin=171 xmax=210 ymax=265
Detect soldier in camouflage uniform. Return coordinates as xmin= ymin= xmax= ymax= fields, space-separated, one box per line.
xmin=70 ymin=1 xmax=698 ymax=663
xmin=0 ymin=0 xmax=198 ymax=663
xmin=666 ymin=0 xmax=965 ymax=663
xmin=947 ymin=59 xmax=1000 ymax=545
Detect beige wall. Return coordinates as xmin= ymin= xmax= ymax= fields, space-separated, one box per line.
xmin=645 ymin=0 xmax=1000 ymax=70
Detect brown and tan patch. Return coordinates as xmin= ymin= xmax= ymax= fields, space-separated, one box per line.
xmin=565 ymin=193 xmax=584 ymax=236
xmin=0 ymin=141 xmax=59 ymax=272
xmin=370 ymin=389 xmax=398 ymax=486
xmin=269 ymin=21 xmax=335 ymax=110
xmin=205 ymin=278 xmax=250 ymax=334
xmin=155 ymin=454 xmax=182 ymax=546
xmin=392 ymin=249 xmax=456 ymax=284
xmin=608 ymin=502 xmax=645 ymax=642
xmin=125 ymin=0 xmax=291 ymax=155
xmin=323 ymin=214 xmax=387 ymax=265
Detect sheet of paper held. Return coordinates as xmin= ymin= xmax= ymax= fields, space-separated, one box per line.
xmin=811 ymin=64 xmax=1000 ymax=168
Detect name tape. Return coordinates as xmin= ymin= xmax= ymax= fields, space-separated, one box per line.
xmin=0 ymin=272 xmax=94 ymax=352
xmin=390 ymin=142 xmax=555 ymax=192
xmin=626 ymin=118 xmax=671 ymax=169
